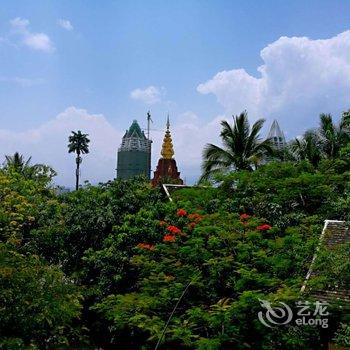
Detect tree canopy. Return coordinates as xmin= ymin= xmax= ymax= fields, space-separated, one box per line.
xmin=1 ymin=111 xmax=349 ymax=349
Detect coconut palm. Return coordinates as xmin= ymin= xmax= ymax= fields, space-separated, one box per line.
xmin=290 ymin=130 xmax=322 ymax=167
xmin=68 ymin=130 xmax=90 ymax=190
xmin=3 ymin=152 xmax=56 ymax=181
xmin=200 ymin=111 xmax=273 ymax=181
xmin=342 ymin=109 xmax=350 ymax=126
xmin=318 ymin=113 xmax=350 ymax=159
xmin=4 ymin=152 xmax=32 ymax=172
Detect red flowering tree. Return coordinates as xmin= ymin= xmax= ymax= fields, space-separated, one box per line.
xmin=240 ymin=213 xmax=250 ymax=221
xmin=176 ymin=209 xmax=188 ymax=217
xmin=166 ymin=225 xmax=182 ymax=234
xmin=163 ymin=234 xmax=176 ymax=242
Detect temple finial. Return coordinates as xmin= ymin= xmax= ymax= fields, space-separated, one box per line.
xmin=166 ymin=114 xmax=170 ymax=130
xmin=161 ymin=116 xmax=174 ymax=159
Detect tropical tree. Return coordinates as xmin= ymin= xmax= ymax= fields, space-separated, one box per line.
xmin=342 ymin=109 xmax=350 ymax=126
xmin=0 ymin=243 xmax=82 ymax=349
xmin=318 ymin=113 xmax=350 ymax=159
xmin=68 ymin=131 xmax=90 ymax=190
xmin=200 ymin=111 xmax=273 ymax=181
xmin=290 ymin=130 xmax=322 ymax=167
xmin=4 ymin=152 xmax=31 ymax=172
xmin=3 ymin=152 xmax=56 ymax=181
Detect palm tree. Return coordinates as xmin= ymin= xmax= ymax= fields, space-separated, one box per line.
xmin=68 ymin=131 xmax=90 ymax=190
xmin=4 ymin=152 xmax=32 ymax=172
xmin=342 ymin=109 xmax=350 ymax=126
xmin=290 ymin=130 xmax=322 ymax=167
xmin=3 ymin=152 xmax=56 ymax=181
xmin=318 ymin=113 xmax=349 ymax=159
xmin=200 ymin=111 xmax=273 ymax=181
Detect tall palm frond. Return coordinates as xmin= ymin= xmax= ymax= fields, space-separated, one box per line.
xmin=200 ymin=111 xmax=273 ymax=181
xmin=319 ymin=113 xmax=349 ymax=158
xmin=4 ymin=152 xmax=32 ymax=171
xmin=290 ymin=130 xmax=322 ymax=167
xmin=68 ymin=130 xmax=90 ymax=190
xmin=3 ymin=152 xmax=56 ymax=181
xmin=68 ymin=131 xmax=90 ymax=155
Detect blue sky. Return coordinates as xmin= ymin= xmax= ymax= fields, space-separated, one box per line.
xmin=1 ymin=0 xmax=350 ymax=185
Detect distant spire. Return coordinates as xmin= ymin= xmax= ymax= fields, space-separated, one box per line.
xmin=267 ymin=119 xmax=286 ymax=149
xmin=161 ymin=115 xmax=174 ymax=159
xmin=166 ymin=113 xmax=170 ymax=130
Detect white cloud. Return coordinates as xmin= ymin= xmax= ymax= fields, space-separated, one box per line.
xmin=197 ymin=30 xmax=350 ymax=135
xmin=0 ymin=107 xmax=224 ymax=186
xmin=23 ymin=32 xmax=53 ymax=52
xmin=10 ymin=17 xmax=29 ymax=29
xmin=10 ymin=17 xmax=55 ymax=53
xmin=176 ymin=111 xmax=200 ymax=126
xmin=0 ymin=77 xmax=45 ymax=87
xmin=57 ymin=19 xmax=73 ymax=31
xmin=0 ymin=107 xmax=122 ymax=186
xmin=130 ymin=86 xmax=164 ymax=104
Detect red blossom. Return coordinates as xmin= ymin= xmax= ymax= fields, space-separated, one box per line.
xmin=257 ymin=224 xmax=272 ymax=231
xmin=177 ymin=209 xmax=188 ymax=217
xmin=137 ymin=243 xmax=155 ymax=250
xmin=240 ymin=213 xmax=250 ymax=221
xmin=163 ymin=234 xmax=176 ymax=242
xmin=167 ymin=225 xmax=181 ymax=234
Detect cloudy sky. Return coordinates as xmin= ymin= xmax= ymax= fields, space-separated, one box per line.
xmin=1 ymin=1 xmax=350 ymax=186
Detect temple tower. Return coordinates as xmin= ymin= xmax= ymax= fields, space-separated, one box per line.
xmin=151 ymin=116 xmax=183 ymax=187
xmin=267 ymin=119 xmax=286 ymax=150
xmin=117 ymin=120 xmax=152 ymax=179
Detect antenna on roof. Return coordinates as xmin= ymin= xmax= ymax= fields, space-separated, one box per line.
xmin=146 ymin=111 xmax=153 ymax=180
xmin=147 ymin=111 xmax=153 ymax=140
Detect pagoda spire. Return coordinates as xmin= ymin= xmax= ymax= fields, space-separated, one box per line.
xmin=160 ymin=116 xmax=174 ymax=159
xmin=166 ymin=114 xmax=170 ymax=129
xmin=151 ymin=114 xmax=183 ymax=187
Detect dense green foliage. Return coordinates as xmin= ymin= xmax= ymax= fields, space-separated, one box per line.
xmin=0 ymin=244 xmax=82 ymax=349
xmin=1 ymin=112 xmax=349 ymax=349
xmin=94 ymin=210 xmax=321 ymax=349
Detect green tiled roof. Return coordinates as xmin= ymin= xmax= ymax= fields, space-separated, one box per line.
xmin=125 ymin=120 xmax=146 ymax=139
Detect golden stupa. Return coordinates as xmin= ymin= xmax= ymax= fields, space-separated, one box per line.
xmin=151 ymin=115 xmax=183 ymax=187
xmin=160 ymin=116 xmax=174 ymax=159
